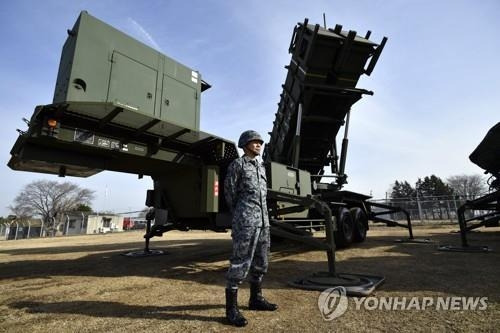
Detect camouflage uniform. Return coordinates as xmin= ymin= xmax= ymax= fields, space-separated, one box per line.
xmin=225 ymin=155 xmax=270 ymax=289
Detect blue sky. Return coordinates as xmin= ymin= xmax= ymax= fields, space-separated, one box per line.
xmin=0 ymin=0 xmax=499 ymax=216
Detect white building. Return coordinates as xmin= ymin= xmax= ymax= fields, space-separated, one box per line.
xmin=64 ymin=214 xmax=123 ymax=235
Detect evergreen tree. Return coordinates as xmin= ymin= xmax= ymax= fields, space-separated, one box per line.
xmin=391 ymin=180 xmax=416 ymax=198
xmin=416 ymin=175 xmax=454 ymax=198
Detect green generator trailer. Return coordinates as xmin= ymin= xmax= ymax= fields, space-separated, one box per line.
xmin=9 ymin=11 xmax=416 ymax=295
xmin=9 ymin=11 xmax=239 ymax=232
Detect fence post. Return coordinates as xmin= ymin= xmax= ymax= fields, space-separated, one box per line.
xmin=51 ymin=216 xmax=56 ymax=237
xmin=80 ymin=212 xmax=85 ymax=234
xmin=65 ymin=214 xmax=70 ymax=235
xmin=446 ymin=200 xmax=453 ymax=222
xmin=416 ymin=191 xmax=424 ymax=223
xmin=14 ymin=221 xmax=19 ymax=240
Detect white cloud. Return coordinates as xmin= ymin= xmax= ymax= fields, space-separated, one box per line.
xmin=127 ymin=17 xmax=162 ymax=52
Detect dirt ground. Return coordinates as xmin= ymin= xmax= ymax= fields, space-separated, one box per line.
xmin=0 ymin=225 xmax=499 ymax=332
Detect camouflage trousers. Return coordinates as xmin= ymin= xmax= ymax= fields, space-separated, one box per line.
xmin=226 ymin=225 xmax=270 ymax=289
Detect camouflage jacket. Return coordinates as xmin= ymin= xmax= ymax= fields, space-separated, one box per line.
xmin=224 ymin=155 xmax=269 ymax=228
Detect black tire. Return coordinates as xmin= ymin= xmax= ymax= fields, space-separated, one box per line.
xmin=350 ymin=207 xmax=368 ymax=243
xmin=334 ymin=207 xmax=354 ymax=248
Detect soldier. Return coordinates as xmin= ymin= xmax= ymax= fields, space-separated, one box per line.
xmin=224 ymin=130 xmax=278 ymax=327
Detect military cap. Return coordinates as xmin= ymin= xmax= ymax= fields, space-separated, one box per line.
xmin=238 ymin=130 xmax=264 ymax=148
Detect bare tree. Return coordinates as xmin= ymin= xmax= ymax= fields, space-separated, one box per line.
xmin=446 ymin=174 xmax=487 ymax=199
xmin=9 ymin=203 xmax=33 ymax=220
xmin=9 ymin=180 xmax=95 ymax=236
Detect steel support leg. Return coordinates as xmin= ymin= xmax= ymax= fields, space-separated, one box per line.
xmin=289 ymin=199 xmax=385 ymax=296
xmin=438 ymin=190 xmax=499 ymax=253
xmin=144 ymin=218 xmax=152 ymax=253
xmin=122 ymin=198 xmax=167 ymax=257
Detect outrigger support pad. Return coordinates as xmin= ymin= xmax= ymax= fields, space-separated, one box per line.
xmin=395 ymin=238 xmax=433 ymax=244
xmin=290 ymin=272 xmax=385 ymax=297
xmin=122 ymin=248 xmax=166 ymax=257
xmin=437 ymin=245 xmax=492 ymax=253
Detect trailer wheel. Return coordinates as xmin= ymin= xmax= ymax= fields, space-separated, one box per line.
xmin=334 ymin=207 xmax=354 ymax=248
xmin=350 ymin=207 xmax=368 ymax=242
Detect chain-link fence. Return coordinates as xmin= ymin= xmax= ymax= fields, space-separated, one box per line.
xmin=1 ymin=211 xmax=135 ymax=240
xmin=369 ymin=194 xmax=490 ymax=224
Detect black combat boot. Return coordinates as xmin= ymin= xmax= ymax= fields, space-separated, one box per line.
xmin=225 ymin=288 xmax=248 ymax=327
xmin=249 ymin=282 xmax=278 ymax=311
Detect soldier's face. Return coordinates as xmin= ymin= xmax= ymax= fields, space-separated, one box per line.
xmin=244 ymin=140 xmax=262 ymax=157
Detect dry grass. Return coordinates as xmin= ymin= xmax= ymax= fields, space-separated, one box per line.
xmin=0 ymin=225 xmax=499 ymax=332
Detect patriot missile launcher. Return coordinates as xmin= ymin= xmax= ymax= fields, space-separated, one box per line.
xmin=9 ymin=11 xmax=417 ymax=294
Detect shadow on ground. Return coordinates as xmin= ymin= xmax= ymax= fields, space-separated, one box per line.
xmin=1 ymin=228 xmax=499 ymax=298
xmin=9 ymin=300 xmax=226 ymax=323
